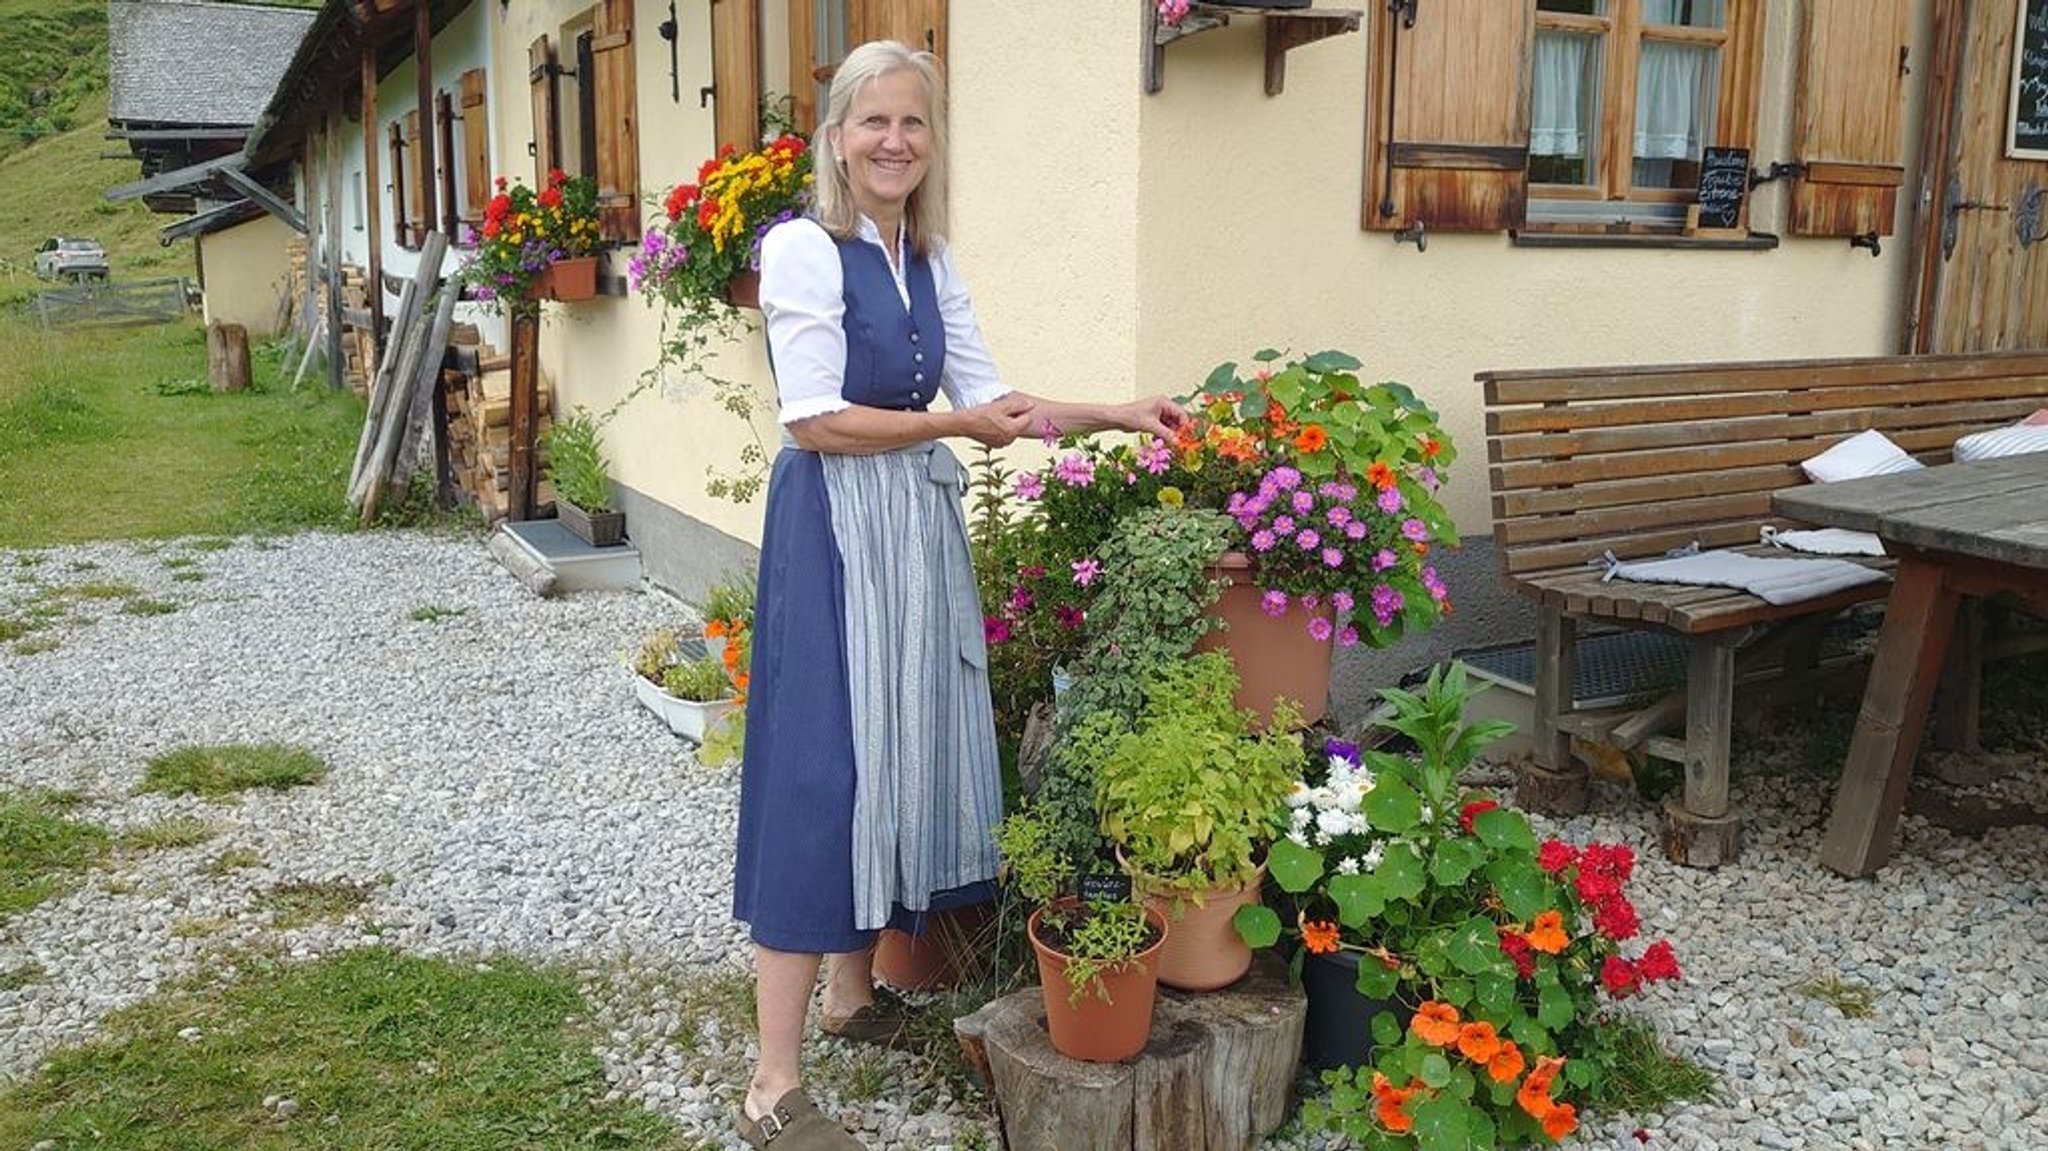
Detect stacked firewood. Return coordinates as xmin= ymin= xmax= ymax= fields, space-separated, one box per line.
xmin=442 ymin=343 xmax=555 ymax=525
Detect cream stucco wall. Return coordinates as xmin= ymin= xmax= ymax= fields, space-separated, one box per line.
xmin=199 ymin=213 xmax=296 ymax=337
xmin=1134 ymin=0 xmax=1936 ymax=531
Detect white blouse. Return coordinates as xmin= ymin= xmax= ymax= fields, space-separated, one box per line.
xmin=759 ymin=216 xmax=1010 ymax=426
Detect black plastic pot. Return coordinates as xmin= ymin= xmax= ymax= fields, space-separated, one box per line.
xmin=1300 ymin=949 xmax=1405 ymax=1071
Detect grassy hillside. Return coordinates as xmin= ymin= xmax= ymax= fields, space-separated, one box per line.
xmin=0 ymin=0 xmax=105 ymax=163
xmin=0 ymin=91 xmax=190 ymax=309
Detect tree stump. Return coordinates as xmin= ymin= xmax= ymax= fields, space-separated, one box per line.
xmin=207 ymin=321 xmax=251 ymax=393
xmin=954 ymin=949 xmax=1303 ymax=1151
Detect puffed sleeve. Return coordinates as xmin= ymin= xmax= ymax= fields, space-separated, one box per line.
xmin=931 ymin=240 xmax=1009 ymax=411
xmin=760 ymin=219 xmax=852 ymax=425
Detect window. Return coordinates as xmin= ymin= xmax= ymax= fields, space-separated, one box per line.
xmin=1362 ymin=0 xmax=1766 ymax=237
xmin=1528 ymin=0 xmax=1731 ymax=228
xmin=715 ymin=0 xmax=947 ymax=149
xmin=531 ymin=2 xmax=639 ymax=243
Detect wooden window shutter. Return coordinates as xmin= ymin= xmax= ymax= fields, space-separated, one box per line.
xmin=405 ymin=109 xmax=427 ymax=247
xmin=1361 ymin=0 xmax=1530 ymax=233
xmin=1787 ymin=0 xmax=1910 ymax=238
xmin=710 ymin=0 xmax=761 ymax=155
xmin=529 ymin=34 xmax=560 ymax=184
xmin=436 ymin=89 xmax=459 ymax=239
xmin=592 ymin=0 xmax=640 ymax=242
xmin=857 ymin=0 xmax=948 ymax=60
xmin=388 ymin=120 xmax=410 ymax=250
xmin=459 ymin=68 xmax=490 ymax=228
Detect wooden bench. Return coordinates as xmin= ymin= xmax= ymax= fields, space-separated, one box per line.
xmin=1479 ymin=351 xmax=2048 ymax=865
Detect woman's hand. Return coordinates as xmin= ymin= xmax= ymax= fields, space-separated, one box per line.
xmin=958 ymin=393 xmax=1036 ymax=448
xmin=1119 ymin=395 xmax=1190 ymax=442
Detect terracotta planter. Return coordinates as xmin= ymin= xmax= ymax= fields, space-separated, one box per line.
xmin=724 ymin=269 xmax=761 ymax=310
xmin=1135 ymin=865 xmax=1267 ymax=992
xmin=538 ymin=255 xmax=599 ymax=302
xmin=1029 ymin=900 xmax=1168 ymax=1062
xmin=874 ymin=902 xmax=997 ymax=992
xmin=1194 ymin=552 xmax=1334 ymax=728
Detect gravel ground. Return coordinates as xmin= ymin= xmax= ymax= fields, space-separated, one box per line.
xmin=1 ymin=530 xmax=2044 ymax=1150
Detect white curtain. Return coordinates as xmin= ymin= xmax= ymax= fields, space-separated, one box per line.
xmin=1634 ymin=40 xmax=1706 ymax=159
xmin=1531 ymin=31 xmax=1592 ymax=157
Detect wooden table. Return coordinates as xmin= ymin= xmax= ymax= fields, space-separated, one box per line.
xmin=1773 ymin=454 xmax=2048 ymax=876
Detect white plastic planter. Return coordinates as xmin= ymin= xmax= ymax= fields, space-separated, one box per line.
xmin=632 ymin=675 xmax=735 ymax=742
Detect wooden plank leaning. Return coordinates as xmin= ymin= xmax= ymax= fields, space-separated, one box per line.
xmin=376 ymin=284 xmax=460 ymax=518
xmin=346 ymin=232 xmax=443 ymax=505
xmin=359 ymin=283 xmax=457 ymax=524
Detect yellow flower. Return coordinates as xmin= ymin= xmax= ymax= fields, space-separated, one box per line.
xmin=1156 ymin=486 xmax=1184 ymax=508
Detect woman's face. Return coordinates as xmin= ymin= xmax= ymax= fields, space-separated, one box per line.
xmin=830 ymin=68 xmax=932 ymax=222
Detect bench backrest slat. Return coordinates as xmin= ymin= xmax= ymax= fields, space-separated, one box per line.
xmin=1482 ymin=352 xmax=2048 ymax=576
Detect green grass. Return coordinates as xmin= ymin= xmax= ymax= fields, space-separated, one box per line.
xmin=203 ymin=847 xmax=265 ymax=876
xmin=120 ymin=597 xmax=179 ymax=617
xmin=256 ymin=880 xmax=372 ymax=930
xmin=1584 ymin=1015 xmax=1720 ymax=1115
xmin=410 ymin=603 xmax=469 ymax=622
xmin=0 ymin=960 xmax=45 ymax=991
xmin=138 ymin=744 xmax=328 ymax=799
xmin=0 ymin=317 xmax=368 ymax=547
xmin=1793 ymin=974 xmax=1879 ymax=1019
xmin=0 ymin=947 xmax=696 ymax=1150
xmin=114 ymin=815 xmax=221 ymax=853
xmin=0 ymin=790 xmax=109 ymax=919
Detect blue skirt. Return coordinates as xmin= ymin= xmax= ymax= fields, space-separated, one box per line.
xmin=732 ymin=448 xmax=997 ymax=954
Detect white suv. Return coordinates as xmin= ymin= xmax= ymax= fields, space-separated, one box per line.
xmin=34 ymin=237 xmax=110 ymax=282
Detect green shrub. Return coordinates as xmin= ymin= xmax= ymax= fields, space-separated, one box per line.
xmin=542 ymin=408 xmax=613 ymax=513
xmin=662 ymin=659 xmax=731 ymax=703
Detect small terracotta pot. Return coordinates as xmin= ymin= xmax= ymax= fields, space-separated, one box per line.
xmin=724 ymin=269 xmax=761 ymax=310
xmin=538 ymin=255 xmax=599 ymax=302
xmin=873 ymin=902 xmax=996 ymax=992
xmin=1194 ymin=552 xmax=1334 ymax=729
xmin=1029 ymin=900 xmax=1167 ymax=1063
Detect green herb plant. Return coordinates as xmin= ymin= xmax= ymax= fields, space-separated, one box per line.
xmin=992 ymin=811 xmax=1152 ymax=1005
xmin=1084 ymin=651 xmax=1305 ymax=902
xmin=661 ymin=659 xmax=732 ymax=704
xmin=542 ymin=407 xmax=614 ymax=514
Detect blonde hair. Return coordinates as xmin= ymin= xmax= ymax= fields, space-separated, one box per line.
xmin=811 ymin=40 xmax=949 ymax=257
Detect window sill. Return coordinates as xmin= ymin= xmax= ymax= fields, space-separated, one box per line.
xmin=1510 ymin=230 xmax=1780 ymax=252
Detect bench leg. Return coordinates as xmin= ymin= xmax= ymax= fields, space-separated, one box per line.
xmin=1930 ymin=599 xmax=1983 ymax=755
xmin=1660 ymin=633 xmax=1743 ymax=867
xmin=1517 ymin=607 xmax=1589 ymax=816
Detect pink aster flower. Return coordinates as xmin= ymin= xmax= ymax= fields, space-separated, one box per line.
xmin=1423 ymin=565 xmax=1449 ymax=603
xmin=1345 ymin=520 xmax=1369 ymax=541
xmin=1070 ymin=558 xmax=1102 ymax=586
xmin=1336 ymin=624 xmax=1360 ymax=647
xmin=1419 ymin=467 xmax=1440 ymax=491
xmin=1272 ymin=515 xmax=1296 ymax=535
xmin=1402 ymin=518 xmax=1429 ymax=542
xmin=1307 ymin=616 xmax=1334 ymax=642
xmin=1270 ymin=466 xmax=1302 ymax=490
xmin=1332 ymin=590 xmax=1354 ymax=613
xmin=1377 ymin=487 xmax=1404 ymax=515
xmin=1260 ymin=589 xmax=1289 ymax=617
xmin=1322 ymin=547 xmax=1344 ymax=568
xmin=1327 ymin=505 xmax=1353 ymax=527
xmin=1372 ymin=548 xmax=1398 ymax=572
xmin=1251 ymin=529 xmax=1278 ymax=552
xmin=1295 ymin=529 xmax=1321 ymax=550
xmin=1291 ymin=490 xmax=1315 ymax=514
xmin=1372 ymin=584 xmax=1405 ymax=626
xmin=1013 ymin=472 xmax=1045 ymax=501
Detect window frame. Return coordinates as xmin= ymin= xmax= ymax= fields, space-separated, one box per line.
xmin=1524 ymin=0 xmax=1759 ymax=235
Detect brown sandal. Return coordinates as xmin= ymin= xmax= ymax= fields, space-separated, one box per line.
xmin=819 ymin=986 xmax=920 ymax=1051
xmin=736 ymin=1088 xmax=865 ymax=1149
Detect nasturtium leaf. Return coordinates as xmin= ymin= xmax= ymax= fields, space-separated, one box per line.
xmin=1487 ymin=858 xmax=1550 ymax=921
xmin=1202 ymin=362 xmax=1238 ymax=393
xmin=1330 ymin=872 xmax=1384 ymax=927
xmin=1253 ymin=347 xmax=1283 ymax=362
xmin=1267 ymin=837 xmax=1323 ymax=894
xmin=1537 ymin=982 xmax=1575 ymax=1029
xmin=1437 ymin=976 xmax=1473 ymax=1008
xmin=1566 ymin=1057 xmax=1598 ymax=1088
xmin=1447 ymin=915 xmax=1507 ymax=975
xmin=1354 ymin=954 xmax=1399 ymax=999
xmin=1371 ymin=1009 xmax=1404 ymax=1047
xmin=1447 ymin=1064 xmax=1477 ymax=1101
xmin=1507 ymin=1012 xmax=1551 ymax=1051
xmin=1418 ymin=1051 xmax=1453 ymax=1088
xmin=1303 ymin=349 xmax=1364 ymax=373
xmin=1474 ymin=970 xmax=1516 ymax=1017
xmin=1233 ymin=904 xmax=1281 ymax=949
xmin=1410 ymin=1092 xmax=1470 ymax=1151
xmin=1472 ymin=806 xmax=1536 ymax=853
xmin=1376 ymin=842 xmax=1427 ymax=903
xmin=1431 ymin=837 xmax=1483 ymax=886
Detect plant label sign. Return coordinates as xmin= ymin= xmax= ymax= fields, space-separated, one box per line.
xmin=1078 ymin=872 xmax=1133 ymax=904
xmin=1694 ymin=147 xmax=1750 ymax=231
xmin=2013 ymin=0 xmax=2048 ymax=160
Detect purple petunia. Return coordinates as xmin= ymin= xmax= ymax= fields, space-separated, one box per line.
xmin=983 ymin=616 xmax=1012 ymax=645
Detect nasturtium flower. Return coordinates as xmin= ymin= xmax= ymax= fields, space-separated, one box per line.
xmin=1486 ymin=1040 xmax=1526 ymax=1084
xmin=1456 ymin=1021 xmax=1502 ymax=1064
xmin=1525 ymin=909 xmax=1569 ymax=954
xmin=1300 ymin=919 xmax=1341 ymax=955
xmin=1411 ymin=1000 xmax=1462 ymax=1046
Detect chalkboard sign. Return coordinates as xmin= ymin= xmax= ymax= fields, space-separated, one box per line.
xmin=1077 ymin=872 xmax=1132 ymax=904
xmin=2012 ymin=0 xmax=2048 ymax=160
xmin=1694 ymin=146 xmax=1750 ymax=231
